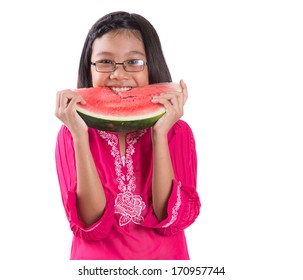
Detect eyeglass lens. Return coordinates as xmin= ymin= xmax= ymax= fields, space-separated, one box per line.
xmin=93 ymin=59 xmax=146 ymax=72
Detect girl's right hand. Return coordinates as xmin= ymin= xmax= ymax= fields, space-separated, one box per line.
xmin=55 ymin=89 xmax=88 ymax=137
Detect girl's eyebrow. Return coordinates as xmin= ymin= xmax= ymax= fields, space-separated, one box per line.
xmin=95 ymin=51 xmax=146 ymax=57
xmin=95 ymin=51 xmax=113 ymax=57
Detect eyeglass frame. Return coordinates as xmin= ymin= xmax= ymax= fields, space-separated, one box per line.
xmin=91 ymin=59 xmax=148 ymax=73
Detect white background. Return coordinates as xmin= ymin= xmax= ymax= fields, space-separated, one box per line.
xmin=0 ymin=0 xmax=302 ymax=279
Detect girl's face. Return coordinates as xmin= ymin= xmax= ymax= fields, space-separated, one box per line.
xmin=90 ymin=29 xmax=149 ymax=91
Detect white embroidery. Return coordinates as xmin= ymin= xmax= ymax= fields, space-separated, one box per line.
xmin=162 ymin=181 xmax=182 ymax=228
xmin=114 ymin=191 xmax=146 ymax=226
xmin=98 ymin=130 xmax=126 ymax=192
xmin=98 ymin=130 xmax=147 ymax=226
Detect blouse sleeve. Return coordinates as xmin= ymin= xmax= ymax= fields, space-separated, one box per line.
xmin=142 ymin=120 xmax=201 ymax=235
xmin=55 ymin=125 xmax=115 ymax=241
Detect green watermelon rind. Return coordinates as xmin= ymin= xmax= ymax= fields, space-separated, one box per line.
xmin=77 ymin=110 xmax=166 ymax=132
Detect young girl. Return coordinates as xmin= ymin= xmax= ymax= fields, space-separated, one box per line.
xmin=55 ymin=11 xmax=201 ymax=260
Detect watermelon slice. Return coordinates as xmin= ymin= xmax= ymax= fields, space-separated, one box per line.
xmin=75 ymin=82 xmax=180 ymax=132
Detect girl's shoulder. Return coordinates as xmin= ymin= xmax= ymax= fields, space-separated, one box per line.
xmin=57 ymin=125 xmax=72 ymax=141
xmin=173 ymin=119 xmax=192 ymax=130
xmin=168 ymin=120 xmax=195 ymax=141
xmin=171 ymin=119 xmax=193 ymax=134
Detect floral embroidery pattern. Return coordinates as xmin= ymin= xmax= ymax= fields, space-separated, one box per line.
xmin=98 ymin=130 xmax=147 ymax=226
xmin=114 ymin=191 xmax=146 ymax=226
xmin=162 ymin=181 xmax=182 ymax=228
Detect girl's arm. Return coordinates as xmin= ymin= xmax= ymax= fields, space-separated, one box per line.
xmin=55 ymin=90 xmax=106 ymax=227
xmin=151 ymin=80 xmax=188 ymax=221
xmin=152 ymin=132 xmax=175 ymax=220
xmin=73 ymin=133 xmax=106 ymax=227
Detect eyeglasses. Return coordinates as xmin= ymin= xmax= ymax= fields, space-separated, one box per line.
xmin=91 ymin=59 xmax=148 ymax=73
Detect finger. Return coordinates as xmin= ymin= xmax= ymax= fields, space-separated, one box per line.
xmin=153 ymin=95 xmax=182 ymax=119
xmin=158 ymin=92 xmax=179 ymax=100
xmin=67 ymin=95 xmax=86 ymax=111
xmin=180 ymin=79 xmax=188 ymax=104
xmin=56 ymin=90 xmax=69 ymax=117
xmin=58 ymin=90 xmax=75 ymax=109
xmin=153 ymin=93 xmax=177 ymax=106
xmin=55 ymin=92 xmax=61 ymax=115
xmin=156 ymin=97 xmax=174 ymax=111
xmin=158 ymin=92 xmax=182 ymax=112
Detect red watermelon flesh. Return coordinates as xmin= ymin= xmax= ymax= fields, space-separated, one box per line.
xmin=75 ymin=82 xmax=180 ymax=132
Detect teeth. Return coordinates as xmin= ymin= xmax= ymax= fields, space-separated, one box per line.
xmin=111 ymin=87 xmax=131 ymax=93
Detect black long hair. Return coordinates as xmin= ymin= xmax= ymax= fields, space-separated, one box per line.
xmin=77 ymin=11 xmax=172 ymax=88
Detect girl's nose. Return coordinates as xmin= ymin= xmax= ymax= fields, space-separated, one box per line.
xmin=109 ymin=65 xmax=129 ymax=80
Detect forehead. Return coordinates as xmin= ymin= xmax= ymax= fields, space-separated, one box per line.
xmin=91 ymin=29 xmax=145 ymax=57
xmin=105 ymin=28 xmax=142 ymax=41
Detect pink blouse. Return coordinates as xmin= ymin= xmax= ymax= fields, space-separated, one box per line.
xmin=55 ymin=120 xmax=201 ymax=260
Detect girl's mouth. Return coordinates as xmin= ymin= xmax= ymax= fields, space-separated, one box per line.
xmin=110 ymin=87 xmax=132 ymax=94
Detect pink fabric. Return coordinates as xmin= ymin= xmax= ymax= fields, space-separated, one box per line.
xmin=55 ymin=120 xmax=201 ymax=260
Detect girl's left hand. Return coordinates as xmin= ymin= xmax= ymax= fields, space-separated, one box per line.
xmin=151 ymin=79 xmax=188 ymax=135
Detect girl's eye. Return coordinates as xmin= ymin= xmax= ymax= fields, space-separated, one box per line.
xmin=127 ymin=59 xmax=142 ymax=65
xmin=99 ymin=60 xmax=114 ymax=65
